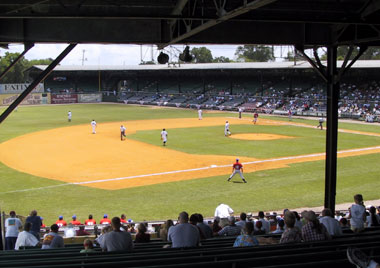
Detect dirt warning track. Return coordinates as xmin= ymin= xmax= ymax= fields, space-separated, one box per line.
xmin=0 ymin=117 xmax=379 ymax=190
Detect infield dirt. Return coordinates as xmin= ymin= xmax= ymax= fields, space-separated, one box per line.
xmin=0 ymin=117 xmax=379 ymax=190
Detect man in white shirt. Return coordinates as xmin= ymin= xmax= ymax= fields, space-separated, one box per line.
xmin=161 ymin=128 xmax=168 ymax=146
xmin=224 ymin=121 xmax=231 ymax=136
xmin=68 ymin=111 xmax=72 ymax=122
xmin=5 ymin=211 xmax=23 ymax=250
xmin=215 ymin=203 xmax=234 ymax=219
xmin=168 ymin=212 xmax=200 ymax=248
xmin=319 ymin=208 xmax=342 ymax=236
xmin=15 ymin=222 xmax=39 ymax=250
xmin=120 ymin=125 xmax=126 ymax=141
xmin=91 ymin=120 xmax=97 ymax=134
xmin=198 ymin=109 xmax=202 ymax=120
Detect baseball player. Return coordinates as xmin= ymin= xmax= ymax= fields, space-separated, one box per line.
xmin=238 ymin=107 xmax=243 ymax=119
xmin=161 ymin=128 xmax=168 ymax=146
xmin=198 ymin=109 xmax=203 ymax=120
xmin=120 ymin=125 xmax=126 ymax=140
xmin=317 ymin=117 xmax=324 ymax=130
xmin=288 ymin=109 xmax=292 ymax=121
xmin=253 ymin=111 xmax=259 ymax=124
xmin=91 ymin=120 xmax=97 ymax=134
xmin=228 ymin=158 xmax=246 ymax=183
xmin=225 ymin=121 xmax=231 ymax=136
xmin=68 ymin=111 xmax=72 ymax=122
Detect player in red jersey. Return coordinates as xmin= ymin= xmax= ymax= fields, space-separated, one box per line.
xmin=100 ymin=214 xmax=111 ymax=225
xmin=227 ymin=159 xmax=246 ymax=183
xmin=55 ymin=216 xmax=67 ymax=227
xmin=85 ymin=214 xmax=97 ymax=226
xmin=70 ymin=215 xmax=81 ymax=225
xmin=120 ymin=214 xmax=127 ymax=224
xmin=253 ymin=111 xmax=259 ymax=124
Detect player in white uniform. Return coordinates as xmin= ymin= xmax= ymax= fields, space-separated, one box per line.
xmin=317 ymin=117 xmax=324 ymax=130
xmin=198 ymin=109 xmax=203 ymax=120
xmin=91 ymin=120 xmax=97 ymax=134
xmin=161 ymin=128 xmax=168 ymax=146
xmin=238 ymin=107 xmax=243 ymax=119
xmin=120 ymin=125 xmax=126 ymax=140
xmin=224 ymin=121 xmax=231 ymax=136
xmin=68 ymin=111 xmax=72 ymax=122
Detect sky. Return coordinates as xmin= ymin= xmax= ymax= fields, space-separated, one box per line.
xmin=0 ymin=43 xmax=295 ymax=66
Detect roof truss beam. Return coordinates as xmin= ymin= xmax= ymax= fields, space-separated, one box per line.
xmin=158 ymin=0 xmax=277 ymax=49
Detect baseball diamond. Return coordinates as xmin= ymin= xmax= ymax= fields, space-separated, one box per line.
xmin=0 ymin=104 xmax=379 ymax=223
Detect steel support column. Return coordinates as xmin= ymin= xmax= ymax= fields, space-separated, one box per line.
xmin=324 ymin=46 xmax=339 ymax=213
xmin=0 ymin=44 xmax=76 ymax=124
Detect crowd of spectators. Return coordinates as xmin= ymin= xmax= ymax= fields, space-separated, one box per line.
xmin=117 ymin=79 xmax=380 ymax=122
xmin=3 ymin=194 xmax=380 ymax=256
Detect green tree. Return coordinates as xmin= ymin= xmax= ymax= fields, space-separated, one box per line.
xmin=213 ymin=56 xmax=231 ymax=63
xmin=320 ymin=46 xmax=380 ymax=60
xmin=235 ymin=45 xmax=275 ymax=62
xmin=0 ymin=52 xmax=53 ymax=83
xmin=190 ymin=47 xmax=213 ymax=63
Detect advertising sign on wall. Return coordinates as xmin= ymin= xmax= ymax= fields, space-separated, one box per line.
xmin=0 ymin=93 xmax=50 ymax=106
xmin=51 ymin=94 xmax=78 ymax=104
xmin=78 ymin=93 xmax=102 ymax=103
xmin=0 ymin=83 xmax=44 ymax=94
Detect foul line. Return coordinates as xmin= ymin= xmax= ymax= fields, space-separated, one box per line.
xmin=1 ymin=145 xmax=379 ymax=194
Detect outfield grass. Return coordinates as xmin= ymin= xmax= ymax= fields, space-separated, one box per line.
xmin=0 ymin=104 xmax=379 ymax=225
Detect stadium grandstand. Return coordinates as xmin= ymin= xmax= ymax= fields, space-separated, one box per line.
xmin=27 ymin=61 xmax=380 ymax=122
xmin=2 ymin=0 xmax=380 ymax=267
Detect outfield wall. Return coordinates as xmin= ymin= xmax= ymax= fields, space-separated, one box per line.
xmin=0 ymin=93 xmax=102 ymax=106
xmin=0 ymin=93 xmax=50 ymax=106
xmin=50 ymin=93 xmax=102 ymax=104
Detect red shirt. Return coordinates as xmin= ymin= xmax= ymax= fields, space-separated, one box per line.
xmin=233 ymin=162 xmax=243 ymax=170
xmin=56 ymin=220 xmax=67 ymax=227
xmin=254 ymin=113 xmax=258 ymax=118
xmin=70 ymin=220 xmax=81 ymax=225
xmin=120 ymin=219 xmax=127 ymax=223
xmin=100 ymin=218 xmax=111 ymax=224
xmin=85 ymin=219 xmax=96 ymax=226
xmin=76 ymin=229 xmax=90 ymax=236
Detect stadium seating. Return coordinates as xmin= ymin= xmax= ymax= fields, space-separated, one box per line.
xmin=1 ymin=228 xmax=380 ymax=268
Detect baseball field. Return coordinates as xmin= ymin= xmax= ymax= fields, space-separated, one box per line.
xmin=0 ymin=103 xmax=379 ymax=225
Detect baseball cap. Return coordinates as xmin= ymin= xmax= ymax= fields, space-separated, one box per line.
xmin=59 ymin=215 xmax=63 ymax=220
xmin=72 ymin=214 xmax=76 ymax=219
xmin=104 ymin=214 xmax=108 ymax=218
xmin=236 ymin=158 xmax=239 ymax=161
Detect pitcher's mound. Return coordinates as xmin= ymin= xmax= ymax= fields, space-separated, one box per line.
xmin=230 ymin=133 xmax=294 ymax=140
